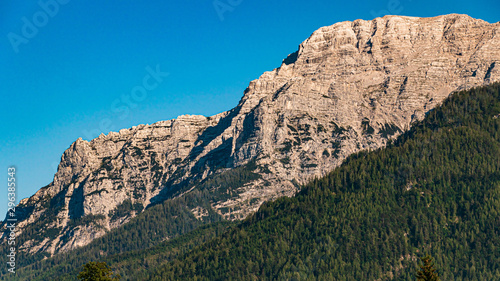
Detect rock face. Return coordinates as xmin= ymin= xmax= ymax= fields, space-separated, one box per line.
xmin=6 ymin=14 xmax=500 ymax=255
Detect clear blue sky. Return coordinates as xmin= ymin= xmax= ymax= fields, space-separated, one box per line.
xmin=1 ymin=0 xmax=499 ymax=218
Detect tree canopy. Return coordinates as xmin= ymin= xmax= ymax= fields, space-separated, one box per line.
xmin=416 ymin=255 xmax=440 ymax=281
xmin=77 ymin=261 xmax=120 ymax=281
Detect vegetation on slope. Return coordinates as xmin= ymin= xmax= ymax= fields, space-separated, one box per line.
xmin=1 ymin=161 xmax=259 ymax=280
xmin=6 ymin=83 xmax=500 ymax=280
xmin=142 ymin=83 xmax=500 ymax=280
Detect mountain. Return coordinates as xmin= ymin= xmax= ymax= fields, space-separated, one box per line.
xmin=2 ymin=14 xmax=500 ymax=259
xmin=139 ymin=82 xmax=500 ymax=280
xmin=12 ymin=82 xmax=500 ymax=280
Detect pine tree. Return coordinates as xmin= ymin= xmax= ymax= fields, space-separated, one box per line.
xmin=416 ymin=255 xmax=440 ymax=281
xmin=78 ymin=261 xmax=121 ymax=281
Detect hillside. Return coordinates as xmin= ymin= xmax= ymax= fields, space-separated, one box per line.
xmin=2 ymin=14 xmax=499 ymax=261
xmin=140 ymin=82 xmax=500 ymax=280
xmin=10 ymin=83 xmax=500 ymax=280
xmin=8 ymin=222 xmax=236 ymax=280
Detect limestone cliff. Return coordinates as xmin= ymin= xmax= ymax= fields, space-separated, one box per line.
xmin=5 ymin=14 xmax=500 ymax=255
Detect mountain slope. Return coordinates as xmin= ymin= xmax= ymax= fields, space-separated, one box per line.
xmin=3 ymin=14 xmax=500 ymax=258
xmin=13 ymin=82 xmax=500 ymax=281
xmin=9 ymin=222 xmax=235 ymax=281
xmin=141 ymin=82 xmax=500 ymax=280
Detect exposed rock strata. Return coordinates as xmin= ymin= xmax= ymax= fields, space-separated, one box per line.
xmin=6 ymin=14 xmax=500 ymax=255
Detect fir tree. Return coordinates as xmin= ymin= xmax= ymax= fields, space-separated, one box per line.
xmin=78 ymin=261 xmax=121 ymax=281
xmin=416 ymin=255 xmax=440 ymax=281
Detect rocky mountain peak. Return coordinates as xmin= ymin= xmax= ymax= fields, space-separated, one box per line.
xmin=5 ymin=14 xmax=500 ymax=255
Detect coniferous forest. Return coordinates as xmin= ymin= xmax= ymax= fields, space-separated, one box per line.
xmin=7 ymin=83 xmax=500 ymax=280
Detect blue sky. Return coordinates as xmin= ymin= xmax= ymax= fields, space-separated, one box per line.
xmin=1 ymin=0 xmax=499 ymax=217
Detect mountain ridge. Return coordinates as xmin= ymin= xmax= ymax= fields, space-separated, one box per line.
xmin=3 ymin=13 xmax=500 ymax=256
xmin=10 ymin=82 xmax=500 ymax=280
xmin=143 ymin=81 xmax=500 ymax=280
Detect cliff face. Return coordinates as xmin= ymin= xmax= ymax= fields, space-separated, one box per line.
xmin=7 ymin=14 xmax=500 ymax=255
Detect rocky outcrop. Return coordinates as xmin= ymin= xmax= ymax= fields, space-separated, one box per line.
xmin=6 ymin=14 xmax=500 ymax=255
